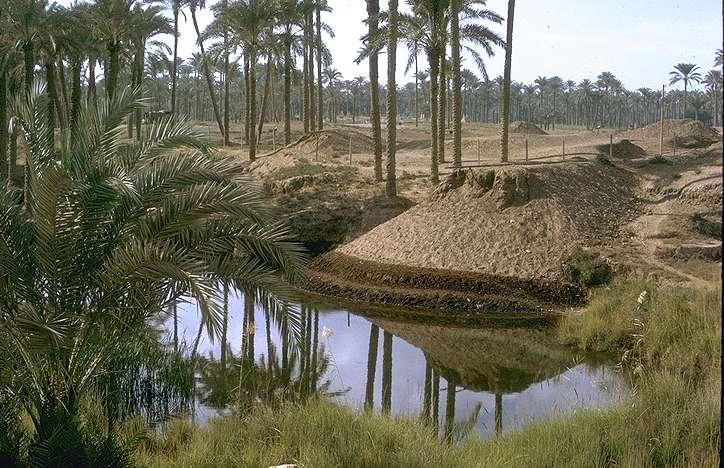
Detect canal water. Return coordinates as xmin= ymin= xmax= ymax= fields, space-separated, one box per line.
xmin=169 ymin=290 xmax=628 ymax=440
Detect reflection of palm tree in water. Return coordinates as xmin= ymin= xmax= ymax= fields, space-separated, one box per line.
xmin=364 ymin=324 xmax=379 ymax=410
xmin=381 ymin=331 xmax=393 ymax=414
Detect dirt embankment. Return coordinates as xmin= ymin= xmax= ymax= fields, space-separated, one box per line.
xmin=301 ymin=161 xmax=645 ymax=313
xmin=624 ymin=119 xmax=721 ymax=149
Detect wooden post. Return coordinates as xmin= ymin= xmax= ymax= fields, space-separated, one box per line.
xmin=477 ymin=138 xmax=480 ymax=163
xmin=315 ymin=135 xmax=319 ymax=161
xmin=659 ymin=84 xmax=665 ymax=156
xmin=562 ymin=135 xmax=565 ymax=159
xmin=525 ymin=138 xmax=528 ymax=161
xmin=609 ymin=134 xmax=613 ymax=159
xmin=673 ymin=132 xmax=676 ymax=157
xmin=272 ymin=128 xmax=276 ymax=151
xmin=348 ymin=134 xmax=352 ymax=164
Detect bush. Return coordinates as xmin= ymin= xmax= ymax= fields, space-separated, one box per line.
xmin=562 ymin=249 xmax=612 ymax=287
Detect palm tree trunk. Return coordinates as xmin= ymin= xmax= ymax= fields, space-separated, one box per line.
xmin=171 ymin=6 xmax=179 ymax=115
xmin=437 ymin=49 xmax=446 ymax=164
xmin=316 ymin=5 xmax=323 ymax=130
xmin=106 ymin=41 xmax=120 ymax=102
xmin=244 ymin=54 xmax=250 ymax=145
xmin=307 ymin=12 xmax=316 ymax=132
xmin=257 ymin=57 xmax=272 ymax=147
xmin=364 ymin=324 xmax=379 ymax=410
xmin=23 ymin=41 xmax=33 ymax=97
xmin=302 ymin=34 xmax=310 ymax=133
xmin=248 ymin=49 xmax=258 ymax=161
xmin=367 ymin=0 xmax=383 ymax=182
xmin=191 ymin=4 xmax=225 ymax=136
xmin=414 ymin=49 xmax=419 ymax=127
xmin=451 ymin=0 xmax=463 ymax=167
xmin=45 ymin=62 xmax=57 ymax=147
xmin=385 ymin=0 xmax=398 ymax=197
xmin=500 ymin=0 xmax=515 ymax=163
xmin=284 ymin=40 xmax=292 ymax=144
xmin=223 ymin=53 xmax=230 ymax=146
xmin=88 ymin=56 xmax=96 ymax=103
xmin=428 ymin=51 xmax=440 ymax=184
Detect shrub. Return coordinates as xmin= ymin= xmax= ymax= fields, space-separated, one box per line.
xmin=562 ymin=249 xmax=613 ymax=287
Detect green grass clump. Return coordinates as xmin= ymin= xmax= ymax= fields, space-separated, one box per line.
xmin=562 ymin=248 xmax=613 ymax=288
xmin=135 ymin=281 xmax=721 ymax=468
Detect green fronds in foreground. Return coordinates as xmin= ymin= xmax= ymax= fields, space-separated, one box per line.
xmin=136 ymin=281 xmax=721 ymax=468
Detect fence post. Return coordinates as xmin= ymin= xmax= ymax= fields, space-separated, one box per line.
xmin=673 ymin=132 xmax=676 ymax=157
xmin=609 ymin=134 xmax=613 ymax=159
xmin=562 ymin=136 xmax=566 ymax=159
xmin=477 ymin=138 xmax=480 ymax=163
xmin=315 ymin=135 xmax=319 ymax=161
xmin=348 ymin=134 xmax=352 ymax=164
xmin=525 ymin=138 xmax=529 ymax=161
xmin=272 ymin=128 xmax=276 ymax=151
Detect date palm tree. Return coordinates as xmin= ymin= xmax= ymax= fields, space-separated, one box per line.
xmin=366 ymin=0 xmax=383 ymax=182
xmin=702 ymin=69 xmax=722 ymax=126
xmin=499 ymin=0 xmax=514 ymax=163
xmin=669 ymin=63 xmax=702 ymax=118
xmin=0 ymin=84 xmax=305 ymax=465
xmin=386 ymin=0 xmax=399 ymax=197
xmin=277 ymin=0 xmax=305 ymax=144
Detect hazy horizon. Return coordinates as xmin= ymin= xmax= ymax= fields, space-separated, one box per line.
xmin=56 ymin=0 xmax=723 ymax=91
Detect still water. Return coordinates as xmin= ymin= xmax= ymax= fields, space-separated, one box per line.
xmin=169 ymin=290 xmax=628 ymax=440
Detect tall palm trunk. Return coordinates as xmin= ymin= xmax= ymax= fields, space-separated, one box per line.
xmin=283 ymin=39 xmax=292 ymax=144
xmin=307 ymin=12 xmax=316 ymax=132
xmin=414 ymin=48 xmax=419 ymax=127
xmin=45 ymin=62 xmax=57 ymax=147
xmin=88 ymin=56 xmax=97 ymax=103
xmin=171 ymin=4 xmax=179 ymax=115
xmin=444 ymin=377 xmax=456 ymax=441
xmin=71 ymin=59 xmax=82 ymax=141
xmin=367 ymin=0 xmax=383 ymax=182
xmin=220 ymin=282 xmax=229 ymax=369
xmin=243 ymin=54 xmax=250 ymax=145
xmin=316 ymin=5 xmax=323 ymax=130
xmin=500 ymin=0 xmax=515 ymax=162
xmin=248 ymin=49 xmax=258 ymax=161
xmin=437 ymin=50 xmax=446 ymax=164
xmin=257 ymin=57 xmax=273 ymax=147
xmin=428 ymin=51 xmax=440 ymax=184
xmin=302 ymin=34 xmax=309 ymax=133
xmin=23 ymin=41 xmax=34 ymax=97
xmin=106 ymin=40 xmax=120 ymax=102
xmin=450 ymin=0 xmax=462 ymax=167
xmin=191 ymin=3 xmax=225 ymax=136
xmin=385 ymin=0 xmax=398 ymax=197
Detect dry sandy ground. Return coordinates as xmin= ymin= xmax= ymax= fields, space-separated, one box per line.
xmin=217 ymin=119 xmax=721 ymax=306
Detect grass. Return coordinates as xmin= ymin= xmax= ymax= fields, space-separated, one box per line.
xmin=135 ymin=280 xmax=721 ymax=467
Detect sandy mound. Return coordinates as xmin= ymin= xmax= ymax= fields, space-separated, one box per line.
xmin=510 ymin=121 xmax=548 ymax=135
xmin=336 ymin=162 xmax=640 ymax=283
xmin=595 ymin=139 xmax=647 ymax=159
xmin=293 ymin=129 xmax=372 ymax=157
xmin=625 ymin=119 xmax=720 ymax=146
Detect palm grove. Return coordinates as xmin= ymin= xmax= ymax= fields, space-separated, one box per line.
xmin=1 ymin=0 xmax=723 ymax=464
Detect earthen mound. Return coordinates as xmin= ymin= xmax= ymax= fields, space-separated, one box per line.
xmin=510 ymin=121 xmax=548 ymax=135
xmin=294 ymin=129 xmax=372 ymax=157
xmin=595 ymin=139 xmax=647 ymax=159
xmin=625 ymin=119 xmax=720 ymax=146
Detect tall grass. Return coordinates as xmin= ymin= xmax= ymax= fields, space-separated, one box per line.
xmin=135 ymin=280 xmax=721 ymax=467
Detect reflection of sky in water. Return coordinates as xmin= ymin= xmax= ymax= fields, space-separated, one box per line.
xmin=170 ymin=293 xmax=628 ymax=438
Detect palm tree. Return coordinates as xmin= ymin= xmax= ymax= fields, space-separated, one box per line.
xmin=450 ymin=0 xmax=462 ymax=167
xmin=669 ymin=63 xmax=702 ymax=118
xmin=323 ymin=67 xmax=342 ymax=122
xmin=366 ymin=0 xmax=384 ymax=182
xmin=221 ymin=0 xmax=275 ymax=161
xmin=703 ymin=69 xmax=722 ymax=126
xmin=189 ymin=0 xmax=225 ymax=136
xmin=277 ymin=0 xmax=305 ymax=144
xmin=499 ymin=0 xmax=514 ymax=163
xmin=386 ymin=0 xmax=399 ymax=197
xmin=0 ymin=85 xmax=305 ymax=464
xmin=715 ymin=49 xmax=723 ymax=68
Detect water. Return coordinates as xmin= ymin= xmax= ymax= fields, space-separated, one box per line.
xmin=169 ymin=290 xmax=628 ymax=440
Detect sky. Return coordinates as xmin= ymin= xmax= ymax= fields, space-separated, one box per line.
xmin=56 ymin=0 xmax=723 ymax=91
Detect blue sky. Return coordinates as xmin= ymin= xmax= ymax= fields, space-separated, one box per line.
xmin=56 ymin=0 xmax=722 ymax=91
